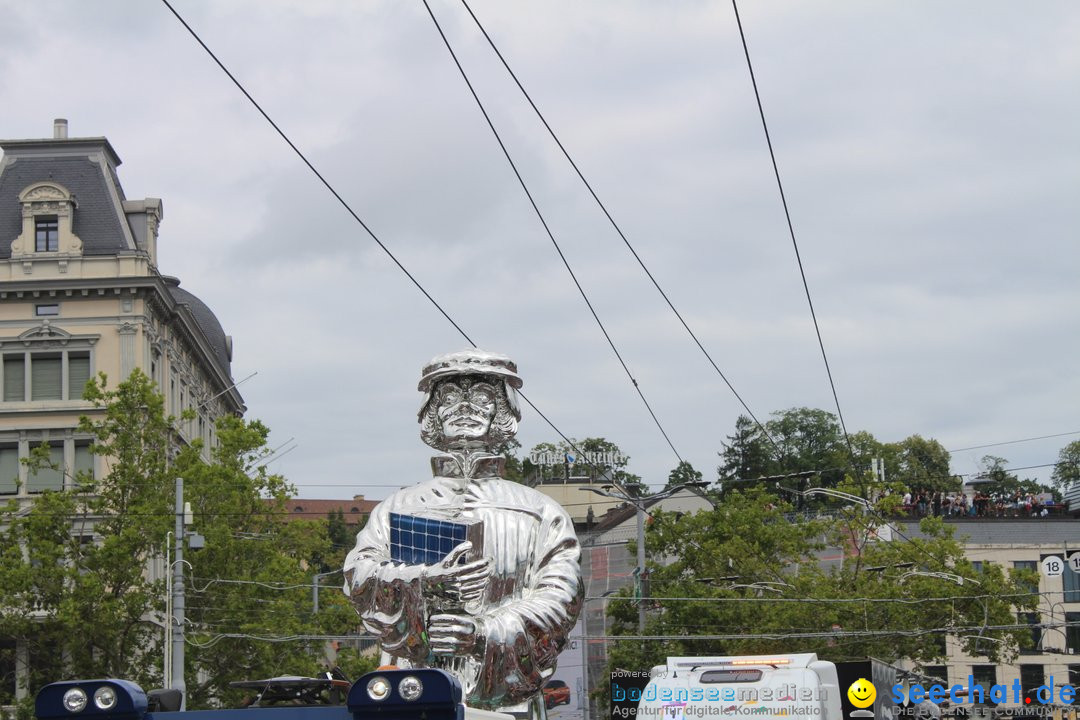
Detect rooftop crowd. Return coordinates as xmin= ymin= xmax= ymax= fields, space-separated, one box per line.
xmin=899 ymin=489 xmax=1062 ymax=518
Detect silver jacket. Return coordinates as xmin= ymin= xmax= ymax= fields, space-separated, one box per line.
xmin=343 ymin=457 xmax=583 ymax=711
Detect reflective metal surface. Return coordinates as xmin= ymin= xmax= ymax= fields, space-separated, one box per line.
xmin=344 ymin=350 xmax=583 ymax=715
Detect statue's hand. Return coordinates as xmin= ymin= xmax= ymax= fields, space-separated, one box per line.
xmin=421 ymin=541 xmax=491 ymax=603
xmin=429 ymin=613 xmax=482 ymax=655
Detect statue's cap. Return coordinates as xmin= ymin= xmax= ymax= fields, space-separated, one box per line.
xmin=418 ymin=349 xmax=523 ymax=392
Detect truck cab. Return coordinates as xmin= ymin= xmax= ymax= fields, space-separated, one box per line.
xmin=636 ymin=654 xmax=842 ymax=720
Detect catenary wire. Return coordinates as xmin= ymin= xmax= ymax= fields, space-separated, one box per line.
xmin=588 ymin=590 xmax=1058 ymax=604
xmin=421 ymin=0 xmax=683 ymax=465
xmin=138 ymin=6 xmax=1070 ymax=503
xmin=182 ymin=620 xmax=1078 ymax=647
xmin=729 ymin=0 xmax=855 ymax=464
xmin=157 ymin=0 xmax=592 ymax=462
xmin=456 ymin=0 xmax=781 ymax=457
xmin=948 ymin=430 xmax=1080 ymax=454
xmin=591 ymin=620 xmax=1080 ymax=643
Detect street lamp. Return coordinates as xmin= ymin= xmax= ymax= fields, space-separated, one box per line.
xmin=725 ymin=582 xmax=791 ymax=595
xmin=583 ymin=481 xmax=708 ymax=632
xmin=899 ymin=570 xmax=980 ymax=586
xmin=864 ymin=563 xmax=915 ymax=572
xmin=800 ymin=487 xmax=873 ymax=510
xmin=697 ymin=577 xmax=792 ymax=595
xmin=959 ymin=635 xmax=1007 ymax=645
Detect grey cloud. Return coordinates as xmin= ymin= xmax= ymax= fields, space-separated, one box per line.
xmin=3 ymin=0 xmax=1078 ymax=494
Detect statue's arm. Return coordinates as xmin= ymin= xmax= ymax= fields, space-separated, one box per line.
xmin=342 ymin=504 xmax=430 ymax=661
xmin=472 ymin=512 xmax=583 ymax=704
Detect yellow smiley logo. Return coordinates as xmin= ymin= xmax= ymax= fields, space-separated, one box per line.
xmin=847 ymin=678 xmax=876 ymax=709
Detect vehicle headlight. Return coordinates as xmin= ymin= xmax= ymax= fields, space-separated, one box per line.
xmin=93 ymin=686 xmax=117 ymax=710
xmin=62 ymin=688 xmax=87 ymax=713
xmin=398 ymin=676 xmax=423 ymax=702
xmin=366 ymin=676 xmax=391 ymax=701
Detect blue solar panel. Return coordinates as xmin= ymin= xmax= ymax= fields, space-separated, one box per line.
xmin=389 ymin=513 xmax=483 ymax=565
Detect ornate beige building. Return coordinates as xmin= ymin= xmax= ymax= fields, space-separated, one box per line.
xmin=0 ymin=120 xmax=243 ymax=508
xmin=0 ymin=121 xmax=246 ymax=701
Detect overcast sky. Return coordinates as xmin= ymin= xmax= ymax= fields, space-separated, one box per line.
xmin=1 ymin=1 xmax=1077 ymax=500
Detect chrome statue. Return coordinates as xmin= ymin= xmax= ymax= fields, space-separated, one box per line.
xmin=343 ymin=350 xmax=583 ymax=716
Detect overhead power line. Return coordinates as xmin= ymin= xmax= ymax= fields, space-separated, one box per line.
xmin=422 ymin=0 xmax=682 ymax=464
xmin=593 ymin=620 xmax=1079 ymax=643
xmin=588 ymin=590 xmax=1059 ymax=604
xmin=157 ymin=0 xmax=591 ymax=461
xmin=159 ymin=0 xmax=471 ymax=346
xmin=729 ymin=0 xmax=855 ymax=464
xmin=186 ymin=633 xmax=374 ymax=648
xmin=948 ymin=430 xmax=1080 ymax=454
xmin=456 ymin=0 xmax=780 ymax=457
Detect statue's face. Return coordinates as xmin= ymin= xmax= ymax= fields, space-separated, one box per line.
xmin=434 ymin=376 xmax=499 ymax=447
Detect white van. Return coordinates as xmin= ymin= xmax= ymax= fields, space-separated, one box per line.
xmin=636 ymin=654 xmax=842 ymax=720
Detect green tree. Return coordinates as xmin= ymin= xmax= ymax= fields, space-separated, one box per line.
xmin=308 ymin=508 xmax=358 ymax=575
xmin=716 ymin=411 xmax=959 ymax=503
xmin=716 ymin=415 xmax=773 ymax=490
xmin=178 ymin=414 xmax=338 ymax=706
xmin=326 ymin=509 xmax=353 ymax=570
xmin=664 ymin=461 xmax=703 ymax=491
xmin=977 ymin=455 xmax=1053 ymax=504
xmin=766 ymin=407 xmax=848 ymax=485
xmin=495 ymin=437 xmax=527 ymax=484
xmin=604 ymin=483 xmax=1032 ymax=693
xmin=0 ymin=487 xmax=82 ymax=709
xmin=1050 ymin=440 xmax=1080 ymax=491
xmin=716 ymin=409 xmax=851 ymax=497
xmin=0 ymin=371 xmax=360 ymax=709
xmin=886 ymin=435 xmax=956 ymax=493
xmin=16 ymin=370 xmax=180 ymax=690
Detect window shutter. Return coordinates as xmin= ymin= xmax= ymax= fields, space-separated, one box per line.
xmin=0 ymin=447 xmax=18 ymax=494
xmin=31 ymin=356 xmax=62 ymax=400
xmin=74 ymin=444 xmax=94 ymax=483
xmin=3 ymin=356 xmax=25 ymax=401
xmin=68 ymin=353 xmax=91 ymax=399
xmin=28 ymin=444 xmax=64 ymax=492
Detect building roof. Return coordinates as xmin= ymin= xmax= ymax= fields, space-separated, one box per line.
xmin=897 ymin=518 xmax=1079 ymax=545
xmin=164 ymin=277 xmax=232 ymax=375
xmin=0 ymin=146 xmax=135 ymax=258
xmin=279 ymin=496 xmax=378 ymax=525
xmin=589 ymin=497 xmax=661 ymax=534
xmin=588 ymin=486 xmax=713 ymax=534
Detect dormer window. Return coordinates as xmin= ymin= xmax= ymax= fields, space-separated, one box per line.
xmin=10 ymin=182 xmax=82 ymax=260
xmin=35 ymin=216 xmax=59 ymax=252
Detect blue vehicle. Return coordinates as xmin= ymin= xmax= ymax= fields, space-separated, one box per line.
xmin=34 ymin=669 xmax=463 ymax=720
